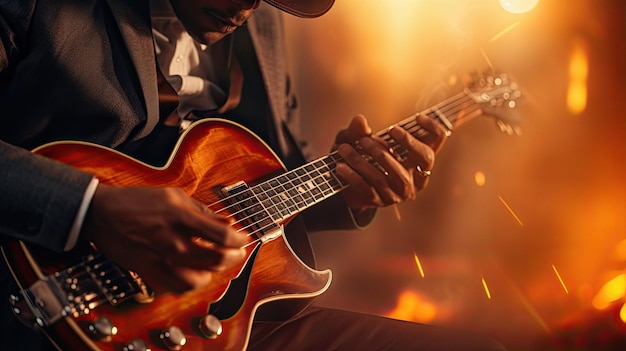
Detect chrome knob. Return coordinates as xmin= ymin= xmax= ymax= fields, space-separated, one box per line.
xmin=198 ymin=314 xmax=222 ymax=339
xmin=123 ymin=338 xmax=150 ymax=351
xmin=88 ymin=317 xmax=117 ymax=341
xmin=159 ymin=326 xmax=187 ymax=350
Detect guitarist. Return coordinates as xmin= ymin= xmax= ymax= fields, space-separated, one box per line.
xmin=0 ymin=0 xmax=505 ymax=350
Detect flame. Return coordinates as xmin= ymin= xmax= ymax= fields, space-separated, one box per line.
xmin=567 ymin=39 xmax=588 ymax=114
xmin=386 ymin=290 xmax=437 ymax=323
xmin=592 ymin=273 xmax=626 ymax=310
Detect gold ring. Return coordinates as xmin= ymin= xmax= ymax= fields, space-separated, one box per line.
xmin=416 ymin=165 xmax=431 ymax=177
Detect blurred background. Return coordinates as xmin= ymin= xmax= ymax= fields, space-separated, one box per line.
xmin=283 ymin=0 xmax=626 ymax=350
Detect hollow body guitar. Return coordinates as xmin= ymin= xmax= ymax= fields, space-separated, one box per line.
xmin=2 ymin=73 xmax=522 ymax=351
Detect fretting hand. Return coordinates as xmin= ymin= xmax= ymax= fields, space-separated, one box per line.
xmin=333 ymin=114 xmax=448 ymax=209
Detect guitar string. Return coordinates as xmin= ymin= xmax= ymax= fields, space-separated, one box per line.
xmin=235 ymin=105 xmax=482 ymax=246
xmin=206 ymin=91 xmax=475 ymax=221
xmin=43 ymin=93 xmax=481 ymax=308
xmin=205 ymin=93 xmax=480 ymax=247
xmin=228 ymin=93 xmax=476 ymax=224
xmin=221 ymin=96 xmax=481 ymax=247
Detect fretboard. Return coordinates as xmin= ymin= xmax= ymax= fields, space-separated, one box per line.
xmin=244 ymin=90 xmax=482 ymax=225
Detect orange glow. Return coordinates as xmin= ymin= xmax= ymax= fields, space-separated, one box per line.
xmin=592 ymin=273 xmax=626 ymax=310
xmin=474 ymin=171 xmax=486 ymax=187
xmin=498 ymin=195 xmax=524 ymax=226
xmin=620 ymin=302 xmax=626 ymax=324
xmin=482 ymin=277 xmax=492 ymax=299
xmin=413 ymin=252 xmax=425 ymax=278
xmin=615 ymin=239 xmax=626 ymax=261
xmin=552 ymin=265 xmax=569 ymax=294
xmin=567 ymin=39 xmax=588 ymax=114
xmin=386 ymin=290 xmax=437 ymax=323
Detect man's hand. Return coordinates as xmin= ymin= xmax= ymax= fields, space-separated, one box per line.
xmin=333 ymin=114 xmax=447 ymax=209
xmin=81 ymin=185 xmax=248 ymax=294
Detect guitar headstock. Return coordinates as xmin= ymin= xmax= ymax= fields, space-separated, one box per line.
xmin=465 ymin=71 xmax=523 ymax=135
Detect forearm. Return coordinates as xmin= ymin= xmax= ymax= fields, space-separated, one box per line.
xmin=0 ymin=140 xmax=94 ymax=252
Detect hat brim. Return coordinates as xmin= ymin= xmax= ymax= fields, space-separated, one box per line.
xmin=264 ymin=0 xmax=335 ymax=18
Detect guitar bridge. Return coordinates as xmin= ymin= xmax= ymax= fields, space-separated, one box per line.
xmin=9 ymin=253 xmax=141 ymax=328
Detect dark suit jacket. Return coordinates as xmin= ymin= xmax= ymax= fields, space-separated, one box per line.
xmin=0 ymin=0 xmax=371 ymax=255
xmin=0 ymin=1 xmax=376 ymax=349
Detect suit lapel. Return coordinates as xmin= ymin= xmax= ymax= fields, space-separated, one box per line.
xmin=247 ymin=4 xmax=290 ymax=154
xmin=106 ymin=0 xmax=160 ymax=139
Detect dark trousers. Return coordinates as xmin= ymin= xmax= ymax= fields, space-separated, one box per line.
xmin=249 ymin=306 xmax=507 ymax=351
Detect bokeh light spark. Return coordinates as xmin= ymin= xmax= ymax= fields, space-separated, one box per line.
xmin=551 ymin=264 xmax=569 ymax=294
xmin=498 ymin=195 xmax=524 ymax=226
xmin=567 ymin=39 xmax=588 ymax=114
xmin=489 ymin=21 xmax=521 ymax=43
xmin=413 ymin=252 xmax=425 ymax=278
xmin=482 ymin=277 xmax=492 ymax=299
xmin=474 ymin=171 xmax=486 ymax=187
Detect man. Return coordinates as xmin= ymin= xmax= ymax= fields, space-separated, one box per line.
xmin=0 ymin=0 xmax=505 ymax=350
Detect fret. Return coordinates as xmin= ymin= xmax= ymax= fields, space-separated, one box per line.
xmin=232 ymin=73 xmax=520 ymax=230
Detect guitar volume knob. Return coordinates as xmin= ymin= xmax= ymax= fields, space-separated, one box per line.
xmin=159 ymin=326 xmax=187 ymax=350
xmin=198 ymin=314 xmax=222 ymax=339
xmin=88 ymin=317 xmax=117 ymax=341
xmin=123 ymin=338 xmax=150 ymax=351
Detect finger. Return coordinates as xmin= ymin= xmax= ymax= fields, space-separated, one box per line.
xmin=337 ymin=143 xmax=402 ymax=205
xmin=412 ymin=113 xmax=449 ymax=152
xmin=334 ymin=162 xmax=383 ymax=207
xmin=176 ymin=203 xmax=249 ymax=248
xmin=412 ymin=166 xmax=431 ymax=191
xmin=334 ymin=114 xmax=372 ymax=146
xmin=356 ymin=137 xmax=416 ymax=201
xmin=388 ymin=125 xmax=436 ymax=171
xmin=122 ymin=247 xmax=211 ymax=294
xmin=170 ymin=242 xmax=246 ymax=272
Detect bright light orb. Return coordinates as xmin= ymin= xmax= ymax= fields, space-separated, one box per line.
xmin=498 ymin=0 xmax=539 ymax=14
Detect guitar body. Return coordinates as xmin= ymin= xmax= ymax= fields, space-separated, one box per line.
xmin=2 ymin=72 xmax=522 ymax=351
xmin=2 ymin=119 xmax=332 ymax=351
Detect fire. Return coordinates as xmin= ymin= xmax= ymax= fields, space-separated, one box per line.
xmin=592 ymin=273 xmax=626 ymax=311
xmin=591 ymin=272 xmax=626 ymax=324
xmin=386 ymin=290 xmax=437 ymax=323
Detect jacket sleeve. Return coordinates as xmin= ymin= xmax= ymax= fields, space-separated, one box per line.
xmin=0 ymin=1 xmax=94 ymax=253
xmin=0 ymin=141 xmax=94 ymax=253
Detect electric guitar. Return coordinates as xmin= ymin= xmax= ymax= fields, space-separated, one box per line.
xmin=1 ymin=72 xmax=522 ymax=351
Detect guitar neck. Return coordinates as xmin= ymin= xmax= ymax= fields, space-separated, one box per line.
xmin=244 ymin=91 xmax=483 ymax=224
